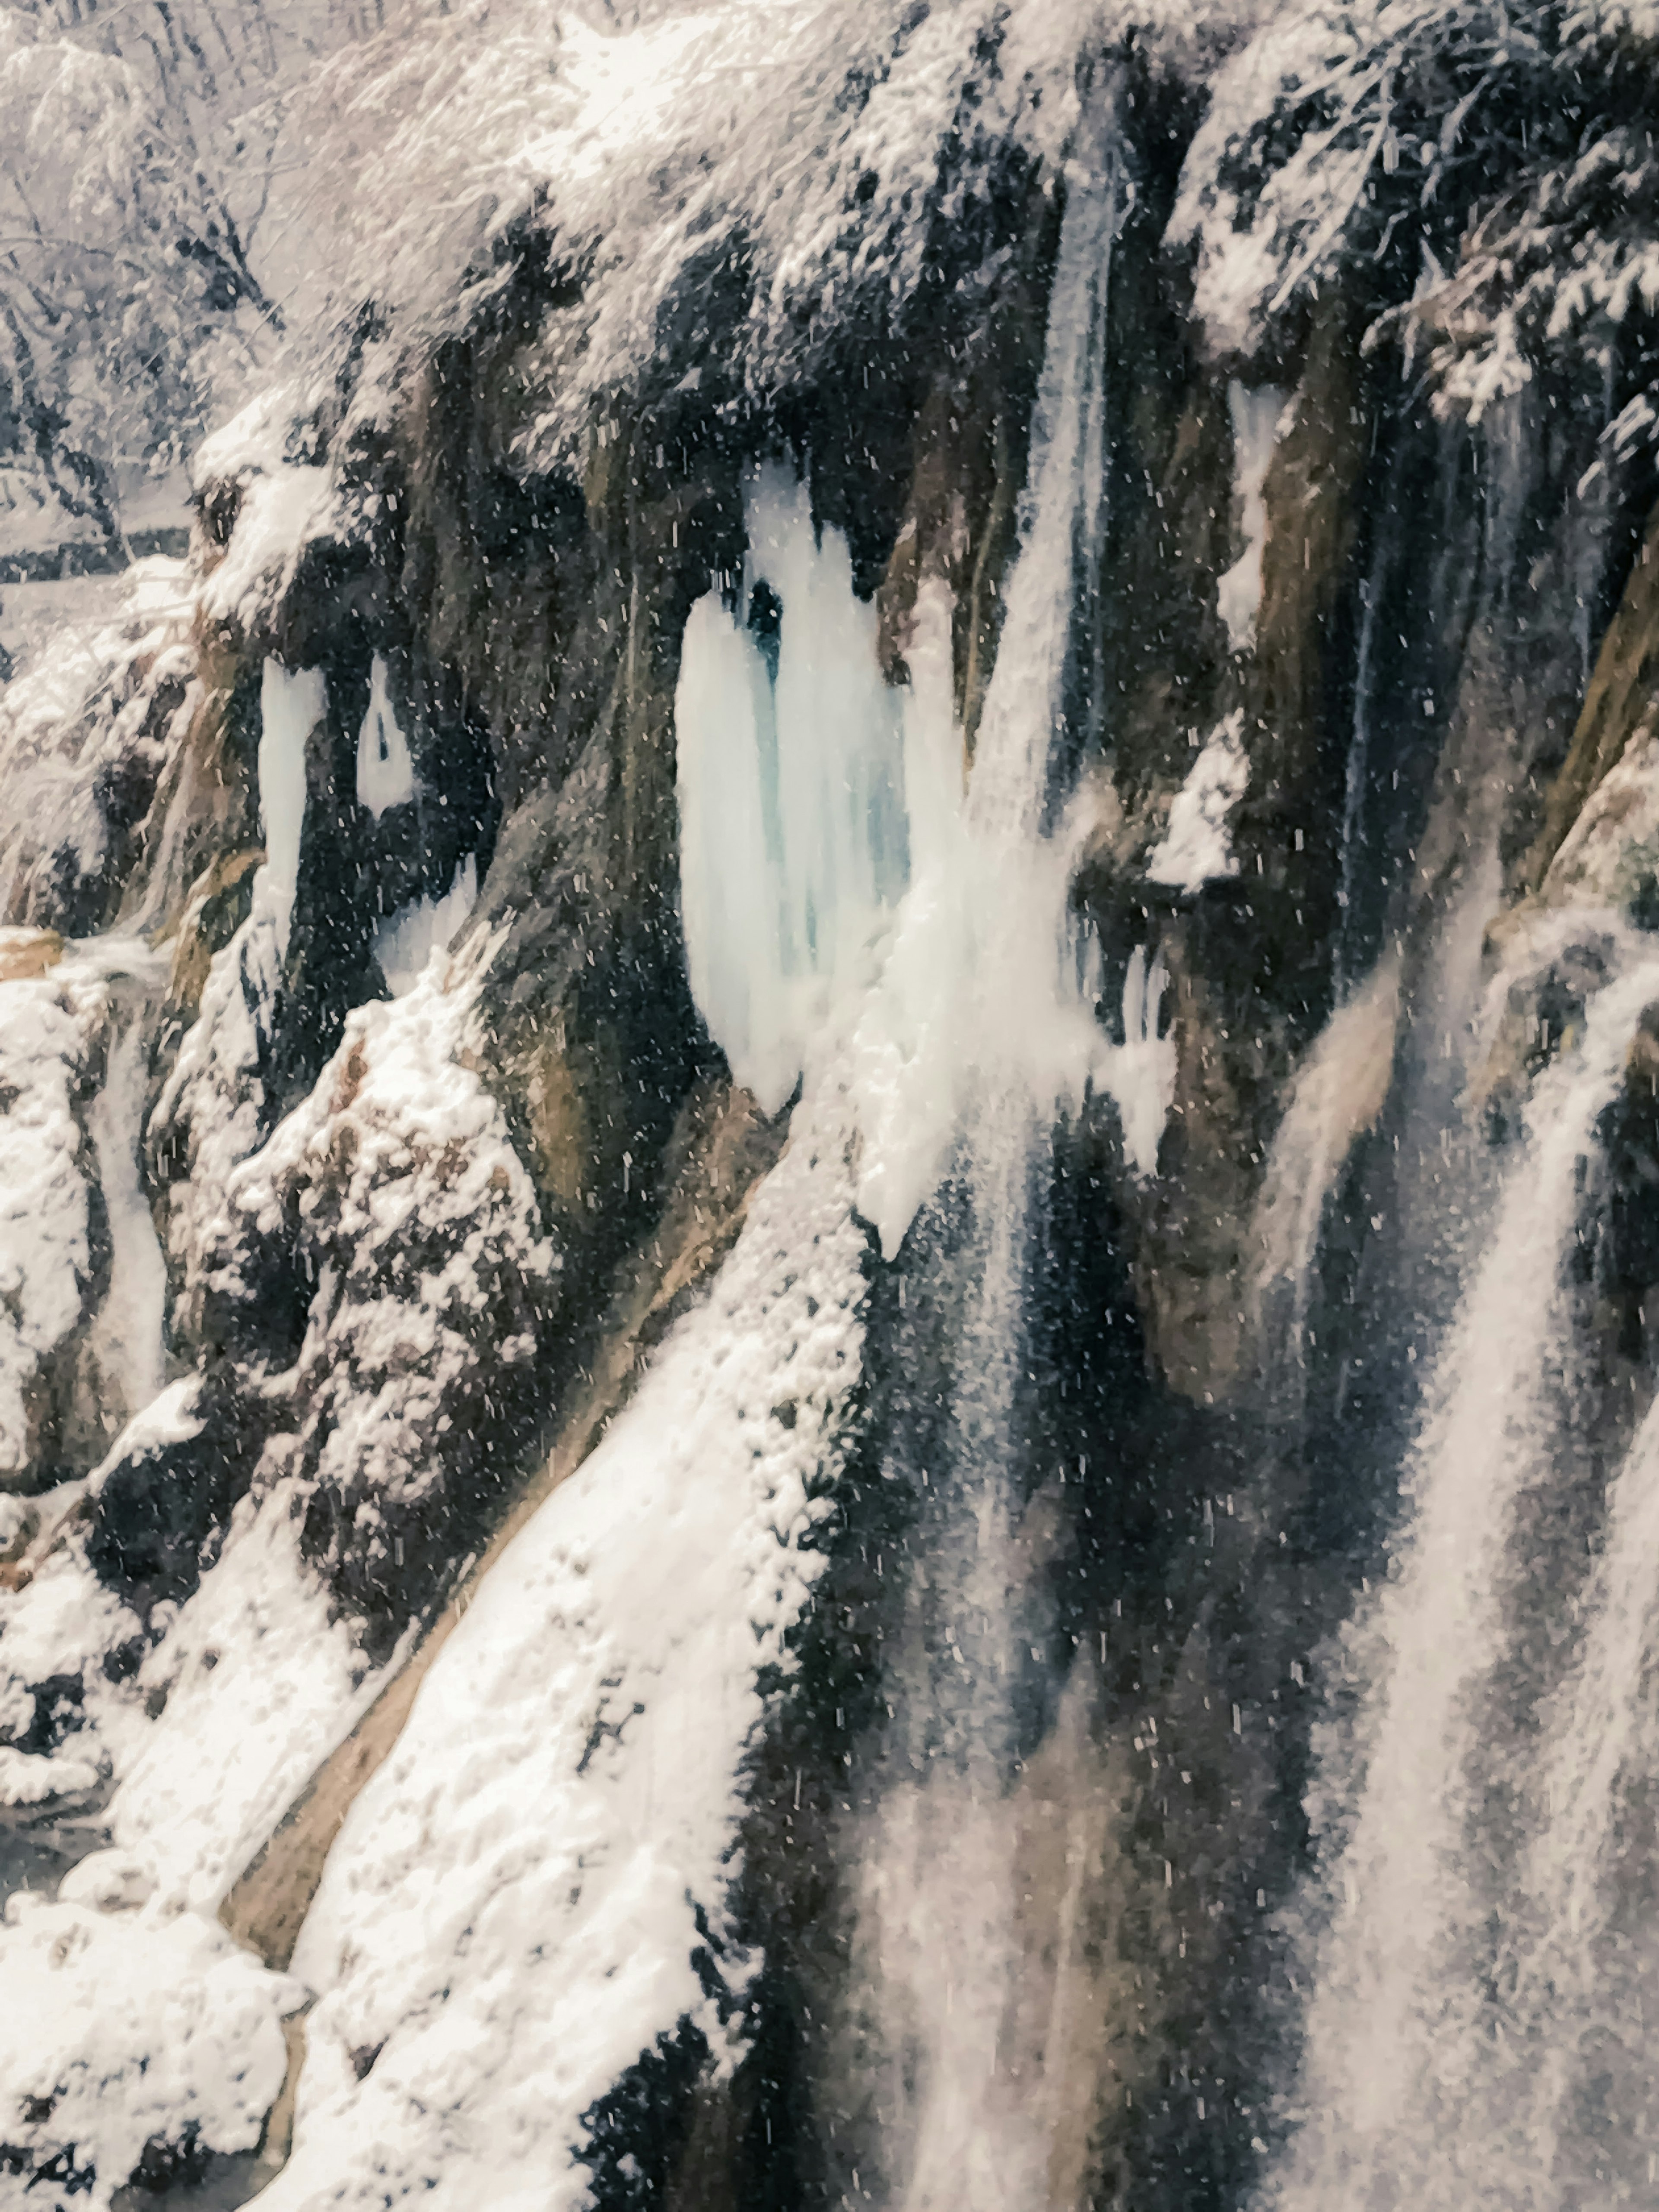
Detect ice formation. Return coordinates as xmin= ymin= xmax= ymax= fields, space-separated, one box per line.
xmin=355 ymin=655 xmax=416 ymax=820
xmin=12 ymin=6 xmax=1659 ymax=2208
xmin=257 ymin=660 xmax=324 ymax=957
xmin=674 ymin=466 xmax=912 ymax=1115
xmin=1104 ymin=945 xmax=1178 ymax=1181
xmin=373 ymin=855 xmax=478 ymax=997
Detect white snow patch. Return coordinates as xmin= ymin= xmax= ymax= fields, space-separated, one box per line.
xmin=1146 ymin=711 xmax=1250 ymax=891
xmin=374 ymin=855 xmax=478 ymax=997
xmin=256 ymin=1106 xmax=867 ymax=2212
xmin=211 ymin=943 xmax=556 ymax=1545
xmin=0 ymin=1892 xmax=298 ymax=2208
xmin=1215 ymin=383 xmax=1288 ymax=652
xmin=286 ymin=0 xmax=1101 ymax=465
xmin=109 ymin=1475 xmax=390 ymax=1914
xmin=192 ymin=388 xmax=293 ymax=493
xmin=0 ymin=558 xmax=194 ymax=922
xmin=148 ymin=877 xmax=286 ymax=1332
xmin=0 ymin=1529 xmax=140 ymax=1797
xmin=88 ymin=1376 xmax=205 ymax=1474
xmin=0 ymin=574 xmax=125 ymax=685
xmin=356 ymin=654 xmax=416 ymax=820
xmin=0 ymin=1741 xmax=100 ymax=1806
xmin=0 ymin=972 xmax=92 ymax=1482
xmin=201 ymin=464 xmax=333 ymax=636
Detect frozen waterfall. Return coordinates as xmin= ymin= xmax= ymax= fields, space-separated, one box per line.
xmin=674 ymin=467 xmax=927 ymax=1117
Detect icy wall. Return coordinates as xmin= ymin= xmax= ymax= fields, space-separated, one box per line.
xmin=9 ymin=4 xmax=1659 ymax=2211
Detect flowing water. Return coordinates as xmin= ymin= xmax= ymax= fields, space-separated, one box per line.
xmin=857 ymin=102 xmax=1124 ymax=2212
xmin=1262 ymin=944 xmax=1659 ymax=2210
xmin=84 ymin=954 xmax=170 ymax=1433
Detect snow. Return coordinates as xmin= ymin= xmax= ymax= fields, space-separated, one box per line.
xmin=0 ymin=1742 xmax=101 ymax=1807
xmin=108 ymin=1476 xmax=391 ymax=1916
xmin=91 ymin=1376 xmax=205 ymax=1466
xmin=148 ymin=881 xmax=287 ymax=1327
xmin=0 ymin=969 xmax=92 ymax=1484
xmin=0 ymin=575 xmax=125 ymax=683
xmin=0 ymin=1890 xmax=299 ymax=2209
xmin=191 ymin=388 xmax=294 ymax=494
xmin=253 ymin=1100 xmax=868 ymax=2212
xmin=194 ymin=939 xmax=558 ymax=1621
xmin=374 ymin=856 xmax=478 ymax=997
xmin=200 ymin=464 xmax=333 ymax=637
xmin=1146 ymin=711 xmax=1250 ymax=890
xmin=1214 ymin=385 xmax=1287 ymax=652
xmin=0 ymin=1495 xmax=135 ymax=1716
xmin=290 ymin=0 xmax=1103 ymax=466
xmin=355 ymin=654 xmax=416 ymax=820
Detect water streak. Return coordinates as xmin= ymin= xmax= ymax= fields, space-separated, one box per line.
xmin=1262 ymin=951 xmax=1659 ymax=2212
xmin=865 ymin=98 xmax=1123 ymax=2212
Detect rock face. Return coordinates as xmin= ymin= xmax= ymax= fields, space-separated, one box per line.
xmin=8 ymin=8 xmax=1659 ymax=2210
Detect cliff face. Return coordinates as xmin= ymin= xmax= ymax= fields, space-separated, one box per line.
xmin=9 ymin=7 xmax=1659 ymax=2210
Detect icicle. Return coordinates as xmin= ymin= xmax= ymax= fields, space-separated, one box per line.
xmin=257 ymin=660 xmax=325 ymax=957
xmin=356 ymin=654 xmax=416 ymax=819
xmin=374 ymin=855 xmax=479 ymax=998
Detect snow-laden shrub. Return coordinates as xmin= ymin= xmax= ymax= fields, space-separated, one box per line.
xmin=284 ymin=0 xmax=1218 ymax=463
xmin=1171 ymin=0 xmax=1659 ymax=432
xmin=0 ymin=2 xmax=368 ymax=543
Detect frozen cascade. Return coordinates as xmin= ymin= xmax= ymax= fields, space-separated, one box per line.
xmin=1112 ymin=943 xmax=1178 ymax=1179
xmin=1260 ymin=943 xmax=1659 ymax=2211
xmin=355 ymin=653 xmax=416 ymax=820
xmin=373 ymin=854 xmax=478 ymax=997
xmin=675 ymin=313 xmax=1159 ymax=1247
xmin=858 ymin=101 xmax=1123 ymax=2212
xmin=674 ymin=466 xmax=923 ymax=1116
xmin=258 ymin=659 xmax=325 ymax=957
